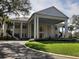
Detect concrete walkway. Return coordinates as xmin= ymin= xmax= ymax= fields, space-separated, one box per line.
xmin=0 ymin=41 xmax=26 ymax=44
xmin=0 ymin=41 xmax=54 ymax=59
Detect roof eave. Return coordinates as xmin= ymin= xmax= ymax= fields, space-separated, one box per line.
xmin=35 ymin=13 xmax=69 ymax=19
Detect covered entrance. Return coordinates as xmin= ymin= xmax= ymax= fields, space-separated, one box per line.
xmin=28 ymin=6 xmax=69 ymax=39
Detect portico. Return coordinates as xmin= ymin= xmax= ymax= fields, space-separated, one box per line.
xmin=28 ymin=6 xmax=69 ymax=39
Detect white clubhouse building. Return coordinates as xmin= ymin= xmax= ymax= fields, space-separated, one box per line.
xmin=0 ymin=6 xmax=69 ymax=39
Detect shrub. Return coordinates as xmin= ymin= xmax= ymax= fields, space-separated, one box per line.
xmin=25 ymin=41 xmax=45 ymax=50
xmin=20 ymin=37 xmax=30 ymax=40
xmin=35 ymin=38 xmax=77 ymax=42
xmin=0 ymin=36 xmax=16 ymax=40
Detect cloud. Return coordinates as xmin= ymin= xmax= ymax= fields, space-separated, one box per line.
xmin=52 ymin=0 xmax=79 ymax=17
xmin=30 ymin=0 xmax=54 ymax=14
xmin=29 ymin=0 xmax=67 ymax=16
xmin=30 ymin=0 xmax=79 ymax=17
xmin=66 ymin=1 xmax=79 ymax=17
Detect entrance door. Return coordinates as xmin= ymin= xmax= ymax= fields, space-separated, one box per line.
xmin=39 ymin=25 xmax=44 ymax=38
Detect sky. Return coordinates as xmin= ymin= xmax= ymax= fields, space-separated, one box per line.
xmin=30 ymin=0 xmax=79 ymax=17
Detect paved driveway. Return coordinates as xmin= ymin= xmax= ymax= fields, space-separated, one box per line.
xmin=0 ymin=42 xmax=54 ymax=59
xmin=0 ymin=43 xmax=27 ymax=59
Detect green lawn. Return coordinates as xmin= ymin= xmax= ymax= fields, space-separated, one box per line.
xmin=25 ymin=41 xmax=79 ymax=57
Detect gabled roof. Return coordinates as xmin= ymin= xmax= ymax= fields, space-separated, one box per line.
xmin=35 ymin=6 xmax=68 ymax=19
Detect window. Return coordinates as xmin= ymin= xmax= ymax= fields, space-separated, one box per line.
xmin=23 ymin=23 xmax=27 ymax=29
xmin=22 ymin=33 xmax=27 ymax=38
xmin=39 ymin=33 xmax=43 ymax=38
xmin=15 ymin=23 xmax=20 ymax=28
xmin=14 ymin=33 xmax=20 ymax=38
xmin=8 ymin=23 xmax=13 ymax=29
xmin=40 ymin=26 xmax=43 ymax=32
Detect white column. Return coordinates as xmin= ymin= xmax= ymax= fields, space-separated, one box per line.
xmin=2 ymin=23 xmax=5 ymax=36
xmin=36 ymin=16 xmax=39 ymax=39
xmin=28 ymin=23 xmax=31 ymax=38
xmin=65 ymin=20 xmax=68 ymax=38
xmin=45 ymin=24 xmax=48 ymax=38
xmin=51 ymin=25 xmax=54 ymax=38
xmin=12 ymin=22 xmax=15 ymax=36
xmin=28 ymin=23 xmax=29 ymax=38
xmin=30 ymin=23 xmax=31 ymax=38
xmin=2 ymin=23 xmax=6 ymax=36
xmin=34 ymin=15 xmax=37 ymax=39
xmin=20 ymin=22 xmax=23 ymax=38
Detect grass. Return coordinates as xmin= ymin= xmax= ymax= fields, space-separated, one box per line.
xmin=25 ymin=41 xmax=79 ymax=57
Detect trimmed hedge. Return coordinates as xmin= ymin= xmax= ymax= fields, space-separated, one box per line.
xmin=0 ymin=36 xmax=30 ymax=41
xmin=20 ymin=37 xmax=30 ymax=40
xmin=34 ymin=38 xmax=77 ymax=42
xmin=0 ymin=36 xmax=16 ymax=40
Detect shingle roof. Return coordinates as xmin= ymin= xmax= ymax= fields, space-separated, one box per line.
xmin=35 ymin=6 xmax=68 ymax=18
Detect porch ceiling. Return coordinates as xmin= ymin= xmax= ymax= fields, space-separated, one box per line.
xmin=39 ymin=18 xmax=64 ymax=24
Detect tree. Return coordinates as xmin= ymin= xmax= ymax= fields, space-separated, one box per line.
xmin=5 ymin=16 xmax=13 ymax=35
xmin=0 ymin=0 xmax=31 ymax=36
xmin=0 ymin=0 xmax=31 ymax=16
xmin=68 ymin=25 xmax=74 ymax=38
xmin=0 ymin=15 xmax=12 ymax=36
xmin=71 ymin=15 xmax=79 ymax=31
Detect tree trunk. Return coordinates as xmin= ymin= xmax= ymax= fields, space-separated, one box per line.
xmin=2 ymin=23 xmax=6 ymax=37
